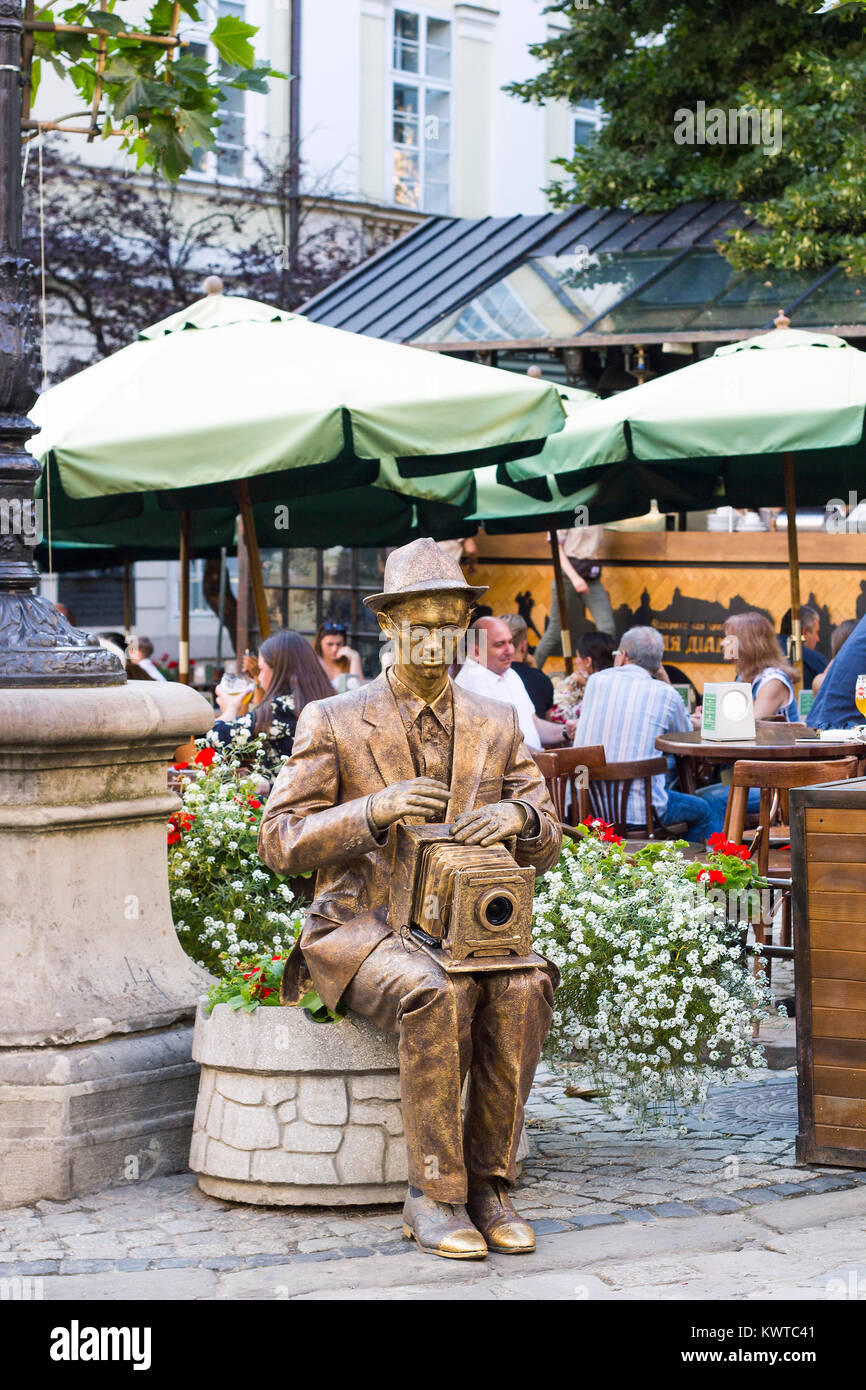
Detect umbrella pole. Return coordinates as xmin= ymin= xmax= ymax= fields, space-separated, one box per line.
xmin=783 ymin=452 xmax=803 ymax=690
xmin=235 ymin=479 xmax=271 ymax=641
xmin=122 ymin=548 xmax=132 ymax=644
xmin=548 ymin=523 xmax=574 ymax=676
xmin=215 ymin=545 xmax=227 ymax=668
xmin=179 ymin=510 xmax=192 ymax=685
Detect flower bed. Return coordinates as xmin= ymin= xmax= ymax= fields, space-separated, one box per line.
xmin=168 ymin=744 xmax=306 ymax=975
xmin=531 ymin=820 xmax=775 ymax=1125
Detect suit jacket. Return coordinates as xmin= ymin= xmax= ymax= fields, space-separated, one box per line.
xmin=258 ymin=673 xmax=562 ymax=1011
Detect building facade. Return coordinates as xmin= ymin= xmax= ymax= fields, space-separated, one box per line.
xmin=33 ymin=1 xmax=587 ymax=663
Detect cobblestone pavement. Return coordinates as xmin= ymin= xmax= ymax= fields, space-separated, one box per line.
xmin=5 ymin=1062 xmax=866 ymax=1299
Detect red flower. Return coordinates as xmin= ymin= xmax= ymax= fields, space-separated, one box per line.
xmin=260 ymin=987 xmax=273 ymax=999
xmin=248 ymin=797 xmax=262 ymax=809
xmin=172 ymin=761 xmax=190 ymax=770
xmin=698 ymin=868 xmax=727 ymax=885
xmin=194 ymin=747 xmax=216 ymax=767
xmin=708 ymin=833 xmax=751 ymax=861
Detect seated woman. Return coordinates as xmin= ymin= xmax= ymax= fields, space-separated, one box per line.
xmin=552 ymin=630 xmax=617 ymax=723
xmin=207 ymin=630 xmax=334 ymax=781
xmin=695 ymin=611 xmax=797 ymax=822
xmin=723 ymin=611 xmax=797 ymax=719
xmin=314 ymin=620 xmax=365 ymax=693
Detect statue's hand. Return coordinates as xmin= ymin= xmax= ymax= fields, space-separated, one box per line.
xmin=368 ymin=778 xmax=451 ymax=833
xmin=451 ymin=800 xmax=527 ymax=847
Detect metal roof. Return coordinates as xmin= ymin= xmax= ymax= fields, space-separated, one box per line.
xmin=300 ymin=200 xmax=755 ymax=344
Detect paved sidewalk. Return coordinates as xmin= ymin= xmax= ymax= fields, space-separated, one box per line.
xmin=4 ymin=1062 xmax=866 ymax=1300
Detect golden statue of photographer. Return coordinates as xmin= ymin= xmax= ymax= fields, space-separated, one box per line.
xmin=258 ymin=539 xmax=561 ymax=1260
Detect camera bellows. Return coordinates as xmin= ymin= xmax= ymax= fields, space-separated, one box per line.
xmin=388 ymin=824 xmax=537 ymax=972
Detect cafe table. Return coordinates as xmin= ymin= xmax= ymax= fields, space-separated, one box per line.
xmin=655 ymin=723 xmax=866 ymax=794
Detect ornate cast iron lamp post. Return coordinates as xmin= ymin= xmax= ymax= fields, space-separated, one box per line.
xmin=0 ymin=2 xmax=214 ymax=1209
xmin=0 ymin=0 xmax=121 ymax=684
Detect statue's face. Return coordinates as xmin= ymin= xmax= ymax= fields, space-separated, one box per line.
xmin=378 ymin=593 xmax=471 ymax=685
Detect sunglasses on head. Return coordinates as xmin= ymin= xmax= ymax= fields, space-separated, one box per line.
xmin=321 ymin=621 xmax=347 ymax=635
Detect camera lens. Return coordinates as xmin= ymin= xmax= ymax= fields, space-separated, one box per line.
xmin=485 ymin=895 xmax=513 ymax=927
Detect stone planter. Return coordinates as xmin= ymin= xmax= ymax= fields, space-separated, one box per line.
xmin=190 ymin=1001 xmax=530 ymax=1206
xmin=190 ymin=1002 xmax=408 ymax=1205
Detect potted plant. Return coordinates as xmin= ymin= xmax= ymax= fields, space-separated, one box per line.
xmin=531 ymin=819 xmax=774 ymax=1125
xmin=167 ymin=743 xmax=307 ymax=976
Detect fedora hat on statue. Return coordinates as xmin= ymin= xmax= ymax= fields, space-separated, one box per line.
xmin=363 ymin=537 xmax=487 ymax=614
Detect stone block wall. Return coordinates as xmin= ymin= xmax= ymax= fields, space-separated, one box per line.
xmin=190 ymin=1003 xmax=408 ymax=1205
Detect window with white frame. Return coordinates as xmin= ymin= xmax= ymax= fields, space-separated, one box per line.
xmin=573 ymin=99 xmax=603 ymax=149
xmin=391 ymin=8 xmax=451 ymax=214
xmin=187 ymin=1 xmax=247 ymax=180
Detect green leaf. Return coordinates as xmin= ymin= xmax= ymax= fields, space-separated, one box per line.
xmin=149 ymin=0 xmax=175 ymax=32
xmin=211 ymin=14 xmax=257 ymax=70
xmin=29 ymin=56 xmax=41 ymax=103
xmin=112 ymin=74 xmax=170 ymax=119
xmin=55 ymin=31 xmax=89 ymax=62
xmin=227 ymin=994 xmax=245 ymax=1010
xmin=101 ymin=57 xmax=138 ymax=82
xmin=86 ymin=9 xmax=127 ymax=35
xmin=227 ymin=63 xmax=284 ymax=94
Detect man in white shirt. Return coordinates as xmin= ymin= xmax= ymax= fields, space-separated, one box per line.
xmin=455 ymin=617 xmax=567 ymax=750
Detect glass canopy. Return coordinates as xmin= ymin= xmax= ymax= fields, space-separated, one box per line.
xmin=413 ymin=248 xmax=866 ymax=345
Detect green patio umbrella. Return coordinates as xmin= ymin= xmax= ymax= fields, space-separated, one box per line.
xmin=28 ymin=292 xmax=566 ymax=505
xmin=501 ymin=326 xmax=866 ymax=681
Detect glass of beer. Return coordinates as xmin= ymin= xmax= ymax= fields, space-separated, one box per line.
xmin=856 ymin=675 xmax=866 ymax=720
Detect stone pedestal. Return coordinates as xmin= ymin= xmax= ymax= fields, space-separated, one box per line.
xmin=0 ymin=682 xmax=214 ymax=1206
xmin=190 ymin=1002 xmax=530 ymax=1206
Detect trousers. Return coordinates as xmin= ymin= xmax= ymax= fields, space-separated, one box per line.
xmin=534 ymin=576 xmax=615 ymax=669
xmin=341 ymin=932 xmax=556 ymax=1203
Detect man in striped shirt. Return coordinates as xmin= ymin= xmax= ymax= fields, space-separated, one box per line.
xmin=573 ymin=626 xmax=725 ymax=842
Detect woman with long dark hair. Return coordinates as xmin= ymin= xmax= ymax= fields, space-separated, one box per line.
xmin=314 ymin=620 xmax=365 ymax=692
xmin=207 ymin=630 xmax=334 ymax=779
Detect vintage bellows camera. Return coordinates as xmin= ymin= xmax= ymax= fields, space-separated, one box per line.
xmin=388 ymin=823 xmax=539 ymax=973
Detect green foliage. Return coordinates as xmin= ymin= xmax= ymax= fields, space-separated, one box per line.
xmin=204 ymin=950 xmax=287 ymax=1014
xmin=168 ymin=742 xmax=306 ymax=976
xmin=26 ymin=0 xmax=286 ymax=179
xmin=533 ymin=824 xmax=775 ymax=1124
xmin=509 ymin=0 xmax=866 ymax=272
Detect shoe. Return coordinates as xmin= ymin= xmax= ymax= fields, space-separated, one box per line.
xmin=467 ymin=1178 xmax=535 ymax=1254
xmin=402 ymin=1190 xmax=488 ymax=1260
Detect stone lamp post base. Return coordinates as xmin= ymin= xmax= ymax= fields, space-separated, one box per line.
xmin=0 ymin=681 xmax=214 ymax=1208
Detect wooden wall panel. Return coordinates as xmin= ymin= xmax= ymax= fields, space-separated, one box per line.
xmin=814 ymin=1095 xmax=866 ymax=1128
xmin=805 ymin=809 xmax=866 ymax=835
xmin=813 ymin=1036 xmax=866 ymax=1068
xmin=811 ymin=950 xmax=866 ymax=982
xmin=809 ymin=920 xmax=866 ymax=951
xmin=813 ymin=1066 xmax=866 ymax=1100
xmin=813 ymin=1008 xmax=866 ymax=1038
xmin=807 ymin=863 xmax=866 ymax=894
xmin=813 ymin=980 xmax=866 ymax=1011
xmin=806 ymin=833 xmax=866 ymax=863
xmin=814 ymin=1125 xmax=866 ymax=1150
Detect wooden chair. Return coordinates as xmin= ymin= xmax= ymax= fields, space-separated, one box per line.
xmin=723 ymin=757 xmax=859 ymax=859
xmin=586 ymin=756 xmax=688 ymax=840
xmin=532 ymin=745 xmax=606 ymax=825
xmin=723 ymin=757 xmax=859 ymax=1000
